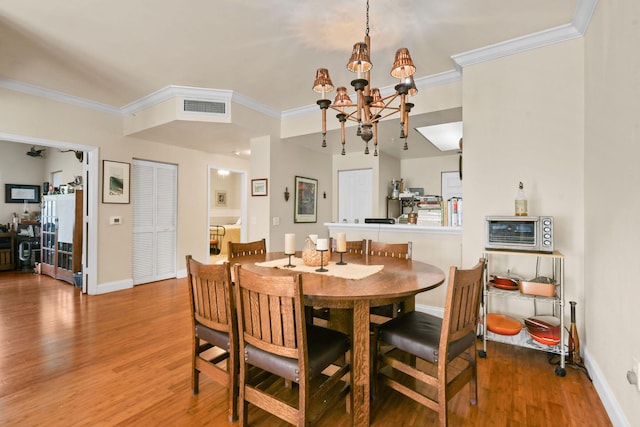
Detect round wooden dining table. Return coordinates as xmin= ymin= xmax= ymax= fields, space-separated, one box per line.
xmin=230 ymin=251 xmax=445 ymax=427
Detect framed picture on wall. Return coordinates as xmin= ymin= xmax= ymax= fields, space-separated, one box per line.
xmin=215 ymin=191 xmax=227 ymax=207
xmin=294 ymin=176 xmax=317 ymax=223
xmin=102 ymin=160 xmax=130 ymax=204
xmin=251 ymin=178 xmax=268 ymax=196
xmin=4 ymin=184 xmax=40 ymax=203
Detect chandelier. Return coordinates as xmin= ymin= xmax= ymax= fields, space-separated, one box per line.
xmin=312 ymin=0 xmax=417 ymax=156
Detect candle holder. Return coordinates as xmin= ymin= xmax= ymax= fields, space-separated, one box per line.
xmin=315 ymin=250 xmax=328 ymax=272
xmin=336 ymin=250 xmax=347 ymax=265
xmin=283 ymin=253 xmax=295 ymax=268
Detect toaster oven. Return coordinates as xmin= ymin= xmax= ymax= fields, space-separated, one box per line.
xmin=485 ymin=216 xmax=554 ymax=253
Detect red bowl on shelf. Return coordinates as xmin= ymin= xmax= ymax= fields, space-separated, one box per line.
xmin=524 ymin=315 xmax=560 ymax=341
xmin=486 ymin=313 xmax=522 ymax=336
xmin=528 ymin=332 xmax=561 ymax=346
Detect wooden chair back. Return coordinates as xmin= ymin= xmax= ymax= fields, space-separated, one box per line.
xmin=227 ymin=238 xmax=266 ymax=260
xmin=233 ymin=264 xmax=351 ymax=426
xmin=346 ymin=239 xmax=367 ymax=254
xmin=441 ymin=259 xmax=486 ymax=355
xmin=234 ymin=265 xmax=305 ymax=361
xmin=376 ymin=258 xmax=486 ymax=427
xmin=368 ymin=240 xmax=412 ymax=259
xmin=185 ymin=255 xmax=238 ymax=421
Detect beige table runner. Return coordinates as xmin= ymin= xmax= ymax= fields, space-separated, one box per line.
xmin=255 ymin=257 xmax=383 ymax=280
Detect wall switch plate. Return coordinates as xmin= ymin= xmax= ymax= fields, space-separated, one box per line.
xmin=109 ymin=216 xmax=122 ymax=225
xmin=272 ymin=217 xmax=280 ymax=226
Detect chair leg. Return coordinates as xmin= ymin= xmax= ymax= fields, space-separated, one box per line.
xmin=192 ymin=339 xmax=199 ymax=394
xmin=468 ymin=347 xmax=478 ymax=405
xmin=228 ymin=356 xmax=239 ymax=421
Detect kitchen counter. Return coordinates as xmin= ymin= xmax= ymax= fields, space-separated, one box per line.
xmin=325 ymin=222 xmax=462 ymax=235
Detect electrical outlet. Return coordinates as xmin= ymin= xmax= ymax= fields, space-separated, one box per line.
xmin=634 ymin=358 xmax=640 ymax=392
xmin=272 ymin=216 xmax=280 ymax=226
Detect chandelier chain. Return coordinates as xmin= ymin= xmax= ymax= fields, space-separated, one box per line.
xmin=365 ymin=0 xmax=370 ymax=37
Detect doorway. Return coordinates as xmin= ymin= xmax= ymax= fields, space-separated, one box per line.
xmin=0 ymin=136 xmax=96 ymax=293
xmin=208 ymin=167 xmax=246 ymax=263
xmin=338 ymin=168 xmax=372 ymax=223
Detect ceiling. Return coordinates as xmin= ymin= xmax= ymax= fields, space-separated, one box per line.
xmin=0 ymin=0 xmax=579 ymax=159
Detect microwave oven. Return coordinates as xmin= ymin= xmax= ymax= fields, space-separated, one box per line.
xmin=484 ymin=216 xmax=554 ymax=253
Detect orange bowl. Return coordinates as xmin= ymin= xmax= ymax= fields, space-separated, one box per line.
xmin=486 ymin=313 xmax=522 ymax=336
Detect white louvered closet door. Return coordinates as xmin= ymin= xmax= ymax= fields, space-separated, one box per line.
xmin=132 ymin=160 xmax=177 ymax=285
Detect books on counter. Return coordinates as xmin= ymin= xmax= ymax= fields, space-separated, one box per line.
xmin=415 ymin=196 xmax=462 ymax=227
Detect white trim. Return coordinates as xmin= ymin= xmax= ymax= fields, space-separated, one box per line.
xmin=0 ymin=78 xmax=121 ymax=115
xmin=415 ymin=303 xmax=444 ymax=318
xmin=451 ymin=23 xmax=582 ymax=70
xmin=573 ymin=0 xmax=599 ymax=35
xmin=121 ymin=85 xmax=233 ymax=116
xmin=583 ymin=346 xmax=632 ymax=427
xmin=93 ymin=279 xmax=134 ymax=295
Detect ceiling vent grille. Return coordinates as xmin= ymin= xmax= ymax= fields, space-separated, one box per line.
xmin=183 ymin=99 xmax=226 ymax=114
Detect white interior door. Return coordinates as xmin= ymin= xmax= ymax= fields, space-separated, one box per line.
xmin=338 ymin=169 xmax=372 ymax=223
xmin=132 ymin=159 xmax=177 ymax=285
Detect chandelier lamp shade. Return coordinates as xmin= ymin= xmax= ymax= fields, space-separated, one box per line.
xmin=312 ymin=0 xmax=417 ymax=156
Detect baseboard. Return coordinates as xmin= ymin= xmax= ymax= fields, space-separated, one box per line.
xmin=415 ymin=303 xmax=444 ymax=318
xmin=583 ymin=346 xmax=631 ymax=427
xmin=91 ymin=278 xmax=133 ymax=295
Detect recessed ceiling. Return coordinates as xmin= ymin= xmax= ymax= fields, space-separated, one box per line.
xmin=416 ymin=122 xmax=463 ymax=152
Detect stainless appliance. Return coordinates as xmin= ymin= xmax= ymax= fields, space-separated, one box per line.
xmin=485 ymin=216 xmax=554 ymax=253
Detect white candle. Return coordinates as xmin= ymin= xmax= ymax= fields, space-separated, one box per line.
xmin=316 ymin=238 xmax=328 ymax=251
xmin=284 ymin=233 xmax=296 ymax=255
xmin=309 ymin=234 xmax=318 ymax=244
xmin=336 ymin=232 xmax=347 ymax=252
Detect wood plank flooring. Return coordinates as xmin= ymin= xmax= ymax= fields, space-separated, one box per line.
xmin=0 ymin=271 xmax=611 ymax=426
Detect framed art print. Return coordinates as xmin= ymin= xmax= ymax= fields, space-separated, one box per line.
xmin=251 ymin=178 xmax=268 ymax=196
xmin=294 ymin=176 xmax=317 ymax=223
xmin=102 ymin=160 xmax=130 ymax=204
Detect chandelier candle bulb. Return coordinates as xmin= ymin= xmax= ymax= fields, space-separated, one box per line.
xmin=284 ymin=233 xmax=296 ymax=255
xmin=336 ymin=232 xmax=347 ymax=252
xmin=316 ymin=238 xmax=328 ymax=251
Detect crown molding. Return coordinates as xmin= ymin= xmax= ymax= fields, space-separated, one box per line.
xmin=452 ymin=0 xmax=598 ymax=70
xmin=120 ymin=85 xmax=233 ymax=116
xmin=451 ymin=23 xmax=581 ymax=69
xmin=0 ymin=78 xmax=121 ymax=115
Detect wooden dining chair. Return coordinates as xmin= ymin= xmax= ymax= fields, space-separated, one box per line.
xmin=227 ymin=238 xmax=266 ymax=260
xmin=233 ymin=264 xmax=352 ymax=426
xmin=375 ymin=258 xmax=486 ymax=427
xmin=367 ymin=240 xmax=412 ymax=324
xmin=185 ymin=255 xmax=238 ymax=421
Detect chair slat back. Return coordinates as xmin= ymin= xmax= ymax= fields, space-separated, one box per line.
xmin=368 ymin=240 xmax=412 ymax=259
xmin=441 ymin=259 xmax=485 ymax=346
xmin=346 ymin=239 xmax=367 ymax=254
xmin=186 ymin=255 xmax=234 ymax=333
xmin=234 ymin=265 xmax=305 ymax=360
xmin=228 ymin=238 xmax=267 ymax=260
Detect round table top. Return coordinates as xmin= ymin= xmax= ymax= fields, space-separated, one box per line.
xmin=229 ymin=251 xmax=446 ymax=308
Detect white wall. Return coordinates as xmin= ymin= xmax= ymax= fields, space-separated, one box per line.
xmin=585 ymin=1 xmax=640 ymax=425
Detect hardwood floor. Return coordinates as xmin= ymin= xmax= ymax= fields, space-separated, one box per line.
xmin=0 ymin=271 xmax=611 ymax=426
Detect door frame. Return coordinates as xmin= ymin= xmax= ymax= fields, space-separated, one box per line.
xmin=208 ymin=165 xmax=247 ymax=259
xmin=0 ymin=132 xmax=98 ymax=294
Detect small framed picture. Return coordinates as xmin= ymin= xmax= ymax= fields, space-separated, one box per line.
xmin=215 ymin=191 xmax=227 ymax=207
xmin=102 ymin=160 xmax=130 ymax=204
xmin=294 ymin=176 xmax=317 ymax=223
xmin=251 ymin=178 xmax=268 ymax=196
